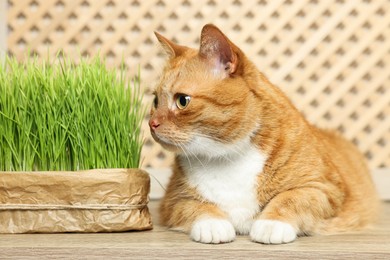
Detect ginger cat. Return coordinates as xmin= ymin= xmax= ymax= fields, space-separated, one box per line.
xmin=149 ymin=24 xmax=379 ymax=244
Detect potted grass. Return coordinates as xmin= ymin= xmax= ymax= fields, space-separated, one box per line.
xmin=0 ymin=56 xmax=152 ymax=233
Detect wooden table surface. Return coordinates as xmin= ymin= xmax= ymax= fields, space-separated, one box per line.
xmin=1 ymin=200 xmax=389 ymax=259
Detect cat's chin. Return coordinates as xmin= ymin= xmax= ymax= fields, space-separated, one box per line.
xmin=159 ymin=142 xmax=181 ymax=153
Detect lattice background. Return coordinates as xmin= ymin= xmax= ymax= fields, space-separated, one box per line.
xmin=4 ymin=0 xmax=390 ymax=170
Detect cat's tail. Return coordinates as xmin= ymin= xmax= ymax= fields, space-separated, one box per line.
xmin=314 ymin=198 xmax=381 ymax=235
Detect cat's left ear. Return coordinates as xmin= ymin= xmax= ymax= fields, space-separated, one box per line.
xmin=155 ymin=32 xmax=188 ymax=58
xmin=199 ymin=24 xmax=239 ymax=75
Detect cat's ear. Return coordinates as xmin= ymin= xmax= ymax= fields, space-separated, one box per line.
xmin=199 ymin=24 xmax=238 ymax=75
xmin=154 ymin=32 xmax=187 ymax=58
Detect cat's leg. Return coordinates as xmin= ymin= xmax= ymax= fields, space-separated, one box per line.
xmin=250 ymin=188 xmax=332 ymax=244
xmin=160 ymin=199 xmax=236 ymax=244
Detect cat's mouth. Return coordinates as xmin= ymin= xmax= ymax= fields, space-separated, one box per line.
xmin=150 ymin=130 xmax=182 ymax=152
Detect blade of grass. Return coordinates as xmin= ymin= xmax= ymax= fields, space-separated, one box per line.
xmin=0 ymin=55 xmax=144 ymax=171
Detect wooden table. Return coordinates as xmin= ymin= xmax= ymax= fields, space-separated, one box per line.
xmin=1 ymin=200 xmax=389 ymax=259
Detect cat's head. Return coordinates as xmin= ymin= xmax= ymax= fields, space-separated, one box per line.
xmin=149 ymin=24 xmax=260 ymax=158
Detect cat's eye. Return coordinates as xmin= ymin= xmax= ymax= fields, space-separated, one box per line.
xmin=153 ymin=95 xmax=158 ymax=108
xmin=175 ymin=94 xmax=191 ymax=109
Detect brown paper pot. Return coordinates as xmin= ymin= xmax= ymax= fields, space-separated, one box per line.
xmin=0 ymin=168 xmax=152 ymax=233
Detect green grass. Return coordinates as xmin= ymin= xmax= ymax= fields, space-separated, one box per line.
xmin=0 ymin=55 xmax=144 ymax=171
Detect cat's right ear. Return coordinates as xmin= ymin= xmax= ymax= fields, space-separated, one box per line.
xmin=154 ymin=32 xmax=187 ymax=58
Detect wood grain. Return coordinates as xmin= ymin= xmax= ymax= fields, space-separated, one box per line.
xmin=0 ymin=200 xmax=389 ymax=259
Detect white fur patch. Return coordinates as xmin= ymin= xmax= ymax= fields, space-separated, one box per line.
xmin=250 ymin=220 xmax=297 ymax=244
xmin=190 ymin=218 xmax=236 ymax=244
xmin=181 ymin=137 xmax=266 ymax=235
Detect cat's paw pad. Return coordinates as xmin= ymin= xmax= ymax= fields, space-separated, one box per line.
xmin=250 ymin=220 xmax=297 ymax=244
xmin=190 ymin=218 xmax=236 ymax=244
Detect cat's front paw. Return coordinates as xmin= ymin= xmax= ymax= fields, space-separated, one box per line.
xmin=250 ymin=219 xmax=297 ymax=244
xmin=190 ymin=218 xmax=236 ymax=244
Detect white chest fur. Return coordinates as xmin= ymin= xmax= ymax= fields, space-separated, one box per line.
xmin=181 ymin=141 xmax=266 ymax=235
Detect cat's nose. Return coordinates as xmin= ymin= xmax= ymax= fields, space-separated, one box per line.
xmin=149 ymin=119 xmax=160 ymax=131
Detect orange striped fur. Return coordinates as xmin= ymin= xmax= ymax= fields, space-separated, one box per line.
xmin=149 ymin=24 xmax=379 ymax=244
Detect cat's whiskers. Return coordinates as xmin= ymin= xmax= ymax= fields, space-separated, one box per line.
xmin=179 ymin=140 xmax=209 ymax=170
xmin=174 ymin=140 xmax=194 ymax=169
xmin=188 ymin=148 xmax=208 ymax=169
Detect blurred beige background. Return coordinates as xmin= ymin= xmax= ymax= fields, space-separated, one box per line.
xmin=1 ymin=0 xmax=389 ymax=172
